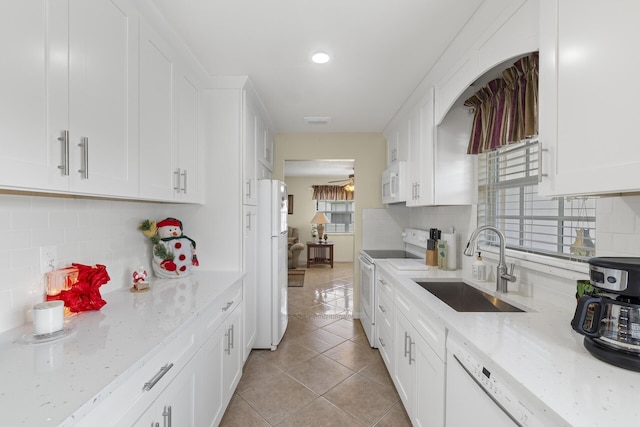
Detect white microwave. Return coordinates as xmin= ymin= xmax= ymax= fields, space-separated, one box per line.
xmin=381 ymin=161 xmax=407 ymax=204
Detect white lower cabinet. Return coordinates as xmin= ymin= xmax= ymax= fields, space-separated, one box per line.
xmin=76 ymin=280 xmax=243 ymax=427
xmin=201 ymin=295 xmax=243 ymax=427
xmin=389 ymin=274 xmax=446 ymax=427
xmin=394 ymin=310 xmax=446 ymax=427
xmin=134 ymin=353 xmax=200 ymax=427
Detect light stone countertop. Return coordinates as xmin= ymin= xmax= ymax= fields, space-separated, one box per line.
xmin=376 ymin=261 xmax=640 ymax=426
xmin=0 ymin=270 xmax=243 ymax=427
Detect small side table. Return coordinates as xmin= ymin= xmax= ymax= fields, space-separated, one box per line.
xmin=306 ymin=241 xmax=334 ymax=268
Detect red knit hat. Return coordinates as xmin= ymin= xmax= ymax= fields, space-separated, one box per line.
xmin=157 ymin=218 xmax=182 ymax=229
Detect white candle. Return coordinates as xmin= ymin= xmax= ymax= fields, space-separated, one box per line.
xmin=33 ymin=301 xmax=64 ymax=336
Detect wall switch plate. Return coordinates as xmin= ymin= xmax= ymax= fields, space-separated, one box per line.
xmin=39 ymin=246 xmax=58 ymax=275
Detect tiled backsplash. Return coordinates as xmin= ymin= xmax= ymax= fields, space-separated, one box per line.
xmin=3 ymin=193 xmax=640 ymax=334
xmin=0 ymin=193 xmax=177 ymax=333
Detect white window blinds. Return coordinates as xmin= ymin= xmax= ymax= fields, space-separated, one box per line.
xmin=477 ymin=138 xmax=596 ymax=261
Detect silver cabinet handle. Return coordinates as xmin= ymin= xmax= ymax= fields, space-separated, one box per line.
xmin=57 ymin=130 xmax=69 ymax=176
xmin=404 ymin=331 xmax=410 ymax=358
xmin=163 ymin=405 xmax=172 ymax=427
xmin=224 ymin=329 xmax=231 ymax=355
xmin=245 ymin=179 xmax=252 ymax=198
xmin=181 ymin=169 xmax=188 ymax=193
xmin=246 ymin=212 xmax=252 ymax=230
xmin=78 ymin=137 xmax=89 ymax=179
xmin=378 ymin=337 xmax=386 ymax=347
xmin=173 ymin=168 xmax=181 ymax=191
xmin=222 ymin=301 xmax=233 ymax=311
xmin=230 ymin=324 xmax=234 ymax=349
xmin=408 ymin=337 xmax=415 ymax=365
xmin=378 ymin=304 xmax=386 ymax=313
xmin=143 ymin=363 xmax=174 ymax=391
xmin=154 ymin=423 xmax=160 ymax=427
xmin=538 ymin=141 xmax=549 ymax=182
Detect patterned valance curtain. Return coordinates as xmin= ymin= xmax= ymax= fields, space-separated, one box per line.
xmin=465 ymin=52 xmax=538 ymax=154
xmin=311 ymin=185 xmax=354 ymax=201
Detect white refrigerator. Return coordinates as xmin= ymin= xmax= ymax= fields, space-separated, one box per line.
xmin=255 ymin=179 xmax=289 ymax=349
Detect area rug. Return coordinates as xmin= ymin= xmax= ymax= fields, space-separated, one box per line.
xmin=288 ymin=269 xmax=305 ymax=287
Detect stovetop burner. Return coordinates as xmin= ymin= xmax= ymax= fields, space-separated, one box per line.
xmin=362 ymin=250 xmax=420 ymax=259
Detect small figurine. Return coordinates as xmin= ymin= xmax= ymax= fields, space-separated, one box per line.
xmin=132 ymin=265 xmax=149 ymax=291
xmin=139 ymin=217 xmax=199 ymax=279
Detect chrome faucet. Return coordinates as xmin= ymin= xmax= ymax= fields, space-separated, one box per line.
xmin=464 ymin=225 xmax=516 ymax=293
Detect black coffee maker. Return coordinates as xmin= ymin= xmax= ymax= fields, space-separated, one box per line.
xmin=572 ymin=257 xmax=640 ymax=371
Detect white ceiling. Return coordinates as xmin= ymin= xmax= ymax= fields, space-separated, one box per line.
xmin=149 ymin=0 xmax=484 ymax=133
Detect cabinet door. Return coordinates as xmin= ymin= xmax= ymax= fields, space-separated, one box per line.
xmin=68 ymin=0 xmax=139 ymax=197
xmin=539 ymin=0 xmax=640 ymax=196
xmin=386 ymin=128 xmax=399 ymax=166
xmin=176 ymin=74 xmax=202 ymax=202
xmin=138 ymin=20 xmax=176 ymax=200
xmin=413 ymin=333 xmax=445 ymax=427
xmin=223 ymin=306 xmax=243 ymax=397
xmin=243 ymin=206 xmax=257 ymax=360
xmin=201 ymin=317 xmax=227 ymax=427
xmin=0 ymin=1 xmax=68 ymax=191
xmin=407 ymin=90 xmax=436 ymax=207
xmin=243 ymin=90 xmax=257 ymax=205
xmin=134 ymin=353 xmax=199 ymax=427
xmin=393 ymin=311 xmax=415 ymax=415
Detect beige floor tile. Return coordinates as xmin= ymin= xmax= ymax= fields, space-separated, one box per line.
xmin=323 ymin=339 xmax=380 ymax=371
xmin=241 ymin=374 xmax=318 ymax=425
xmin=294 ymin=328 xmax=347 ymax=353
xmin=277 ymin=397 xmax=366 ymax=427
xmin=324 ymin=374 xmax=398 ymax=426
xmin=258 ymin=339 xmax=319 ymax=371
xmin=236 ymin=351 xmax=285 ymax=394
xmin=286 ymin=354 xmax=354 ymax=395
xmin=357 ymin=354 xmax=396 ymax=390
xmin=321 ymin=318 xmax=362 ymax=340
xmin=373 ymin=402 xmax=412 ymax=427
xmin=219 ymin=394 xmax=270 ymax=427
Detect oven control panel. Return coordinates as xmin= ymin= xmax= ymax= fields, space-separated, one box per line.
xmin=402 ymin=228 xmax=430 ymax=248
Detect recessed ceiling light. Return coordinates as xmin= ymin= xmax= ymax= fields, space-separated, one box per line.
xmin=311 ymin=52 xmax=330 ymax=64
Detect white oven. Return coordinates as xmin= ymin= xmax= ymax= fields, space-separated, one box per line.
xmin=359 ymin=228 xmax=431 ymax=348
xmin=358 ymin=253 xmax=376 ymax=347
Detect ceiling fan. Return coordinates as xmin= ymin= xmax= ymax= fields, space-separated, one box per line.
xmin=328 ymin=174 xmax=355 ymax=191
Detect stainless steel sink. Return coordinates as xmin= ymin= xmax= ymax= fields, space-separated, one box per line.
xmin=414 ymin=281 xmax=524 ymax=313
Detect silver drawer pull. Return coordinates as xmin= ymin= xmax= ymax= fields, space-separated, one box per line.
xmin=378 ymin=337 xmax=386 ymax=347
xmin=78 ymin=137 xmax=89 ymax=179
xmin=173 ymin=168 xmax=181 ymax=191
xmin=57 ymin=130 xmax=69 ymax=176
xmin=378 ymin=304 xmax=386 ymax=313
xmin=143 ymin=363 xmax=174 ymax=391
xmin=181 ymin=169 xmax=188 ymax=194
xmin=222 ymin=301 xmax=233 ymax=311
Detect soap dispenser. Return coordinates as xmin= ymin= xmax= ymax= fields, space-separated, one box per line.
xmin=472 ymin=252 xmax=487 ymax=282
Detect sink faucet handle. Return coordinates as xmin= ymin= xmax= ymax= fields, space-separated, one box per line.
xmin=506 ymin=263 xmax=517 ymax=282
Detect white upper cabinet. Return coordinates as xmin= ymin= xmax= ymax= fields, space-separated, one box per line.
xmin=138 ymin=20 xmax=203 ymax=202
xmin=256 ymin=115 xmax=274 ymax=171
xmin=539 ymin=0 xmax=640 ymax=196
xmin=406 ymin=93 xmax=434 ymax=207
xmin=0 ymin=2 xmax=57 ymax=190
xmin=65 ymin=0 xmax=139 ymax=196
xmin=385 ymin=122 xmax=409 ymax=167
xmin=243 ymin=89 xmax=258 ymax=205
xmin=1 ymin=0 xmax=139 ymax=196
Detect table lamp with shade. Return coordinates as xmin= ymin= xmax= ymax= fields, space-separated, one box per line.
xmin=310 ymin=212 xmax=330 ymax=242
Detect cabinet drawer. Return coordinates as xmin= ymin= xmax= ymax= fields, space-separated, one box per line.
xmin=377 ymin=312 xmax=393 ymax=371
xmin=377 ymin=289 xmax=394 ymax=331
xmin=395 ymin=281 xmax=446 ymax=361
xmin=200 ymin=279 xmax=242 ymax=339
xmin=77 ymin=325 xmax=198 ymax=427
xmin=377 ymin=270 xmax=394 ymax=300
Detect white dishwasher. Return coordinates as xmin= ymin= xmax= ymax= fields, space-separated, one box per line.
xmin=446 ymin=335 xmax=554 ymax=427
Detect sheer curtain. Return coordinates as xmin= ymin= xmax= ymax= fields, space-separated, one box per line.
xmin=465 ymin=52 xmax=538 ymax=154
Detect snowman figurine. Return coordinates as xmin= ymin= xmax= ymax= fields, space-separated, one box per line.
xmin=151 ymin=217 xmax=199 ymax=279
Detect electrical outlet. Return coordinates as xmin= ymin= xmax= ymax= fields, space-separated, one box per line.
xmin=39 ymin=246 xmax=58 ymax=275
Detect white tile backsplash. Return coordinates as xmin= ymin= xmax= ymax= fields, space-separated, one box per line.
xmin=596 ymin=195 xmax=640 ymax=256
xmin=0 ymin=193 xmax=180 ymax=333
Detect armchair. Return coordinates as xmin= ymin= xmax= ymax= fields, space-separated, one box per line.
xmin=288 ymin=242 xmax=305 ymax=269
